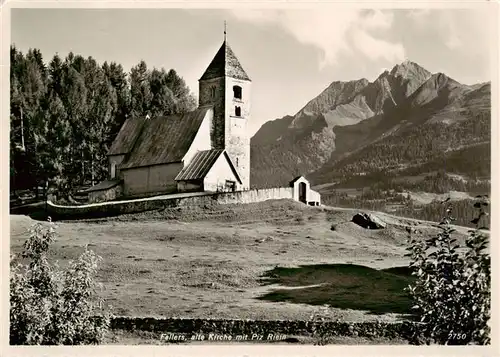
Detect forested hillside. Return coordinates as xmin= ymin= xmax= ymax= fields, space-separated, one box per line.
xmin=250 ymin=114 xmax=334 ymax=188
xmin=10 ymin=46 xmax=196 ymax=199
xmin=311 ymin=107 xmax=490 ymax=184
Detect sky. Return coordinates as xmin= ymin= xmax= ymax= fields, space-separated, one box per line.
xmin=11 ymin=7 xmax=493 ymax=135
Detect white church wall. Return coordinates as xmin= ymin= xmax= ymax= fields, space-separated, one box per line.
xmin=225 ymin=77 xmax=251 ymax=122
xmin=182 ymin=109 xmax=213 ymax=166
xmin=225 ymin=77 xmax=251 ymax=189
xmin=204 ymin=154 xmax=241 ymax=192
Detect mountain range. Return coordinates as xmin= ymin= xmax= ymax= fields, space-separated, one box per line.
xmin=250 ymin=60 xmax=491 ymax=191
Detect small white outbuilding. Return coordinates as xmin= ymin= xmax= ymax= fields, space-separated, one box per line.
xmin=289 ymin=176 xmax=321 ymax=206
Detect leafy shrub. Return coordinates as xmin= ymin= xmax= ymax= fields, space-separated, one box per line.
xmin=10 ymin=218 xmax=111 ymax=345
xmin=405 ymin=196 xmax=490 ymax=345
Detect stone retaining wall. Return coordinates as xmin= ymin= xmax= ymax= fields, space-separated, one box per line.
xmin=110 ymin=316 xmax=419 ymax=341
xmin=46 ymin=187 xmax=294 ymax=220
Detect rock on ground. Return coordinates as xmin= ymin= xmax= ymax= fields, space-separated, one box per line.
xmin=352 ymin=213 xmax=386 ymax=229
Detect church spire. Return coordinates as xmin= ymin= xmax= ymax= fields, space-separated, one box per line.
xmin=199 ymin=31 xmax=251 ymax=81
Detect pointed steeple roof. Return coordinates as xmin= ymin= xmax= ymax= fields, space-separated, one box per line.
xmin=200 ymin=41 xmax=251 ymax=81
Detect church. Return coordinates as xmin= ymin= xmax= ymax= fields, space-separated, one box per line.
xmin=86 ymin=36 xmax=252 ymax=202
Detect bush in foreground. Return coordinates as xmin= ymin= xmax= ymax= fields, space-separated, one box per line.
xmin=406 ymin=196 xmax=490 ymax=345
xmin=10 ymin=218 xmax=111 ymax=345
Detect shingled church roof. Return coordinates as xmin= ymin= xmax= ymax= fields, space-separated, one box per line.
xmin=200 ymin=41 xmax=251 ymax=81
xmin=113 ymin=107 xmax=211 ymax=170
xmin=108 ymin=116 xmax=146 ymax=156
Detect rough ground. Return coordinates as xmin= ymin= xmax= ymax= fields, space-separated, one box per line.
xmin=10 ymin=199 xmax=471 ymax=323
xmin=405 ymin=190 xmax=474 ymax=205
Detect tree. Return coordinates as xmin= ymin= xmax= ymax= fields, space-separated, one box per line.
xmin=10 ymin=219 xmax=111 ymax=345
xmin=63 ymin=64 xmax=88 ymax=187
xmin=149 ymin=68 xmax=175 ymax=117
xmin=10 ymin=47 xmax=25 ymax=193
xmin=405 ymin=197 xmax=490 ymax=345
xmin=130 ymin=60 xmax=152 ymax=118
xmin=10 ymin=48 xmax=49 ymax=195
xmin=41 ymin=92 xmax=71 ymax=194
xmin=165 ymin=68 xmax=196 ymax=113
xmin=47 ymin=54 xmax=65 ymax=98
xmin=85 ymin=60 xmax=118 ymax=183
xmin=103 ymin=61 xmax=131 ymax=146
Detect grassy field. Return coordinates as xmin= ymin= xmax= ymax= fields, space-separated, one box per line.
xmin=10 ymin=199 xmax=470 ymax=324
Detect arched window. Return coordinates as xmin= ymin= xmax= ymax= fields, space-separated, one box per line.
xmin=236 ymin=158 xmax=239 ymax=167
xmin=233 ymin=85 xmax=242 ymax=99
xmin=210 ymin=86 xmax=216 ymax=98
xmin=235 ymin=106 xmax=241 ymax=117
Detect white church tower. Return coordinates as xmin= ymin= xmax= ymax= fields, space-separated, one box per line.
xmin=198 ymin=25 xmax=251 ymax=190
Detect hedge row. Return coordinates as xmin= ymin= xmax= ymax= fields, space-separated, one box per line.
xmin=110 ymin=316 xmax=421 ymax=340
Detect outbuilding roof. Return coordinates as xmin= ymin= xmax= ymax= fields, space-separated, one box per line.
xmin=84 ymin=179 xmax=122 ymax=193
xmin=175 ymin=149 xmax=242 ymax=184
xmin=289 ymin=175 xmax=307 ymax=187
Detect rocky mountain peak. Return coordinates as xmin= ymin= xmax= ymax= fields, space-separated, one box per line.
xmin=376 ymin=70 xmax=390 ymax=80
xmin=390 ymin=60 xmax=431 ymax=81
xmin=296 ymin=78 xmax=371 ymax=117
